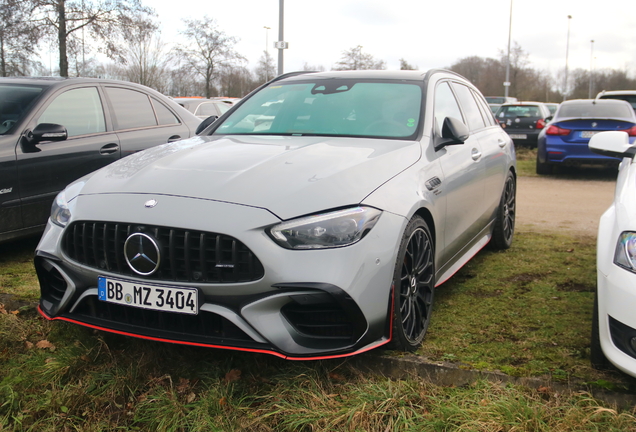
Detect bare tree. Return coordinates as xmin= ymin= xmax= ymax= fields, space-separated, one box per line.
xmin=302 ymin=62 xmax=325 ymax=72
xmin=254 ymin=50 xmax=276 ymax=83
xmin=333 ymin=46 xmax=385 ymax=71
xmin=116 ymin=16 xmax=173 ymax=92
xmin=218 ymin=65 xmax=257 ymax=98
xmin=399 ymin=58 xmax=417 ymax=70
xmin=0 ymin=0 xmax=41 ymax=76
xmin=175 ymin=17 xmax=245 ymax=98
xmin=28 ymin=0 xmax=154 ymax=77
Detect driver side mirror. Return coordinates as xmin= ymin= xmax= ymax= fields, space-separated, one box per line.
xmin=195 ymin=115 xmax=218 ymax=135
xmin=434 ymin=117 xmax=470 ymax=151
xmin=21 ymin=123 xmax=68 ymax=153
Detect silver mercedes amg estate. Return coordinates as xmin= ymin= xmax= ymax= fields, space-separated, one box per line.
xmin=35 ymin=70 xmax=516 ymax=359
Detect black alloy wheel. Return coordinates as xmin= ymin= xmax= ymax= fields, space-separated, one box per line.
xmin=390 ymin=216 xmax=435 ymax=351
xmin=490 ymin=171 xmax=516 ymax=250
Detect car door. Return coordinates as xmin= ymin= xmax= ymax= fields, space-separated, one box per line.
xmin=16 ymin=85 xmax=121 ymax=230
xmin=451 ymin=82 xmax=508 ymax=228
xmin=102 ymin=86 xmax=192 ymax=156
xmin=432 ymin=81 xmax=486 ymax=265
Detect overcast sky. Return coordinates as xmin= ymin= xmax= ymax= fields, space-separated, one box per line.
xmin=154 ymin=0 xmax=635 ymax=77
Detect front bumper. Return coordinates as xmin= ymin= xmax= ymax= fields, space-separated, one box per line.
xmin=597 ymin=265 xmax=636 ymax=377
xmin=36 ymin=193 xmax=407 ymax=359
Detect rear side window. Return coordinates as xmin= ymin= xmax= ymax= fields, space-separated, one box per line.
xmin=0 ymin=85 xmax=44 ymax=134
xmin=472 ymin=89 xmax=496 ymax=127
xmin=106 ymin=87 xmax=157 ymax=130
xmin=38 ymin=87 xmax=106 ymax=137
xmin=451 ymin=82 xmax=485 ymax=131
xmin=152 ymin=97 xmax=179 ymax=125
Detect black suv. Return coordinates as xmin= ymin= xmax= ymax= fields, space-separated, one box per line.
xmin=0 ymin=77 xmax=202 ymax=242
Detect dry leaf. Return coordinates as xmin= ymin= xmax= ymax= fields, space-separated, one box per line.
xmin=25 ymin=341 xmax=34 ymax=349
xmin=328 ymin=372 xmax=346 ymax=382
xmin=224 ymin=369 xmax=241 ymax=383
xmin=219 ymin=396 xmax=227 ymax=406
xmin=0 ymin=304 xmax=6 ymax=314
xmin=36 ymin=340 xmax=56 ymax=351
xmin=187 ymin=392 xmax=196 ymax=403
xmin=10 ymin=310 xmax=19 ymax=315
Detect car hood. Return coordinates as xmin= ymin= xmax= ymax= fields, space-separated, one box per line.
xmin=77 ymin=135 xmax=421 ymax=220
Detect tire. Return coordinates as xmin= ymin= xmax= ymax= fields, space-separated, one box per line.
xmin=591 ymin=291 xmax=612 ymax=370
xmin=490 ymin=171 xmax=516 ymax=250
xmin=536 ymin=155 xmax=553 ymax=175
xmin=389 ymin=216 xmax=435 ymax=351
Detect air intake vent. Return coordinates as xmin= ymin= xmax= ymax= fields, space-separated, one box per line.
xmin=62 ymin=222 xmax=264 ymax=283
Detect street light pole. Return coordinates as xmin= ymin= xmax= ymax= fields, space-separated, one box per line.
xmin=504 ymin=0 xmax=513 ymax=98
xmin=588 ymin=39 xmax=595 ymax=98
xmin=277 ymin=0 xmax=284 ymax=76
xmin=563 ymin=15 xmax=572 ymax=101
xmin=264 ymin=26 xmax=271 ymax=81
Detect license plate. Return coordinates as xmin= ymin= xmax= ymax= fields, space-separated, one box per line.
xmin=581 ymin=131 xmax=598 ymax=138
xmin=508 ymin=134 xmax=527 ymax=139
xmin=98 ymin=276 xmax=198 ymax=315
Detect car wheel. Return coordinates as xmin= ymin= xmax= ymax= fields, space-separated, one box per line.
xmin=490 ymin=171 xmax=516 ymax=250
xmin=591 ymin=291 xmax=612 ymax=370
xmin=389 ymin=216 xmax=435 ymax=351
xmin=536 ymin=155 xmax=553 ymax=175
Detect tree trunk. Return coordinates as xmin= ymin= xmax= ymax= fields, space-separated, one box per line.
xmin=57 ymin=0 xmax=68 ymax=77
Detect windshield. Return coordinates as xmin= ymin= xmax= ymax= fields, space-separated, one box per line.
xmin=213 ymin=80 xmax=422 ymax=139
xmin=558 ymin=102 xmax=634 ymax=119
xmin=0 ymin=84 xmax=45 ymax=134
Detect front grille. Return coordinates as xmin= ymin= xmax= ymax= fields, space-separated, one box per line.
xmin=72 ymin=296 xmax=252 ymax=342
xmin=62 ymin=222 xmax=264 ymax=283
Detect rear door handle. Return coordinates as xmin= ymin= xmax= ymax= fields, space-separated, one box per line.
xmin=471 ymin=148 xmax=482 ymax=161
xmin=167 ymin=135 xmax=182 ymax=143
xmin=99 ymin=143 xmax=119 ymax=155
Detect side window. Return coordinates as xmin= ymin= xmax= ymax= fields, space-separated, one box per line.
xmin=434 ymin=82 xmax=463 ymax=134
xmin=38 ymin=87 xmax=106 ymax=137
xmin=472 ymin=89 xmax=496 ymax=126
xmin=151 ymin=97 xmax=179 ymax=125
xmin=105 ymin=87 xmax=157 ymax=130
xmin=451 ymin=82 xmax=485 ymax=131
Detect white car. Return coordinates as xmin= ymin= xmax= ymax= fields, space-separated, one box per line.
xmin=35 ymin=70 xmax=516 ymax=360
xmin=590 ymin=131 xmax=636 ymax=376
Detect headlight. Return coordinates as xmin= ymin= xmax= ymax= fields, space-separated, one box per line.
xmin=51 ymin=190 xmax=72 ymax=227
xmin=614 ymin=232 xmax=636 ymax=272
xmin=269 ymin=206 xmax=382 ymax=250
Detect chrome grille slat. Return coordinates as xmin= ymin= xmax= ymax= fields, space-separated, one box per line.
xmin=62 ymin=222 xmax=265 ymax=283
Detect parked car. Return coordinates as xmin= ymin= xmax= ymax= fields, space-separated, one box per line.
xmin=173 ymin=97 xmax=232 ymax=119
xmin=589 ymin=131 xmax=636 ymax=377
xmin=495 ymin=101 xmax=551 ymax=147
xmin=486 ymin=96 xmax=518 ymax=114
xmin=0 ymin=77 xmax=202 ymax=243
xmin=596 ymin=90 xmax=636 ymax=112
xmin=545 ymin=102 xmax=559 ymax=116
xmin=35 ymin=70 xmax=516 ymax=359
xmin=536 ymin=99 xmax=636 ymax=174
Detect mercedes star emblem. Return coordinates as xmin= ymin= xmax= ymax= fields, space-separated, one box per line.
xmin=124 ymin=233 xmax=161 ymax=276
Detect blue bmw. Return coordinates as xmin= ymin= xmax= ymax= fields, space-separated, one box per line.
xmin=536 ymin=99 xmax=636 ymax=174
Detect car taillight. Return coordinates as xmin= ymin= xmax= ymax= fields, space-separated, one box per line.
xmin=621 ymin=126 xmax=636 ymax=136
xmin=536 ymin=119 xmax=546 ymax=129
xmin=545 ymin=125 xmax=570 ymax=136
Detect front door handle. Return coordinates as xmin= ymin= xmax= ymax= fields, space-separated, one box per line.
xmin=167 ymin=135 xmax=182 ymax=143
xmin=99 ymin=143 xmax=119 ymax=155
xmin=471 ymin=148 xmax=482 ymax=161
xmin=498 ymin=139 xmax=507 ymax=148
